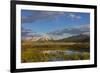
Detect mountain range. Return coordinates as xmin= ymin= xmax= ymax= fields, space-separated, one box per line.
xmin=57 ymin=34 xmax=90 ymax=42
xmin=22 ymin=33 xmax=89 ymax=42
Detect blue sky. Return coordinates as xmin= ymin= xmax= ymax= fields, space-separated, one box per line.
xmin=21 ymin=10 xmax=90 ymax=39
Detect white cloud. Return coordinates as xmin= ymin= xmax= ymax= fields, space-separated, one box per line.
xmin=68 ymin=13 xmax=82 ymax=19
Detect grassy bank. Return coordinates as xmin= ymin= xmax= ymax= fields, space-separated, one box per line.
xmin=21 ymin=41 xmax=90 ymax=63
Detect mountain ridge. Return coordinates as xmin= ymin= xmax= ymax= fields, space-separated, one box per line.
xmin=22 ymin=33 xmax=89 ymax=42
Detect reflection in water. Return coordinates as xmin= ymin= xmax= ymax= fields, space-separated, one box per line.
xmin=43 ymin=50 xmax=81 ymax=55
xmin=42 ymin=50 xmax=89 ymax=61
xmin=22 ymin=48 xmax=90 ymax=63
xmin=64 ymin=50 xmax=81 ymax=55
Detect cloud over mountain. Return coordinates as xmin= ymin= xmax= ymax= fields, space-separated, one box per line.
xmin=21 ymin=27 xmax=41 ymax=39
xmin=47 ymin=24 xmax=90 ymax=36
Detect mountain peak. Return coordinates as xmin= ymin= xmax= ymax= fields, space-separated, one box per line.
xmin=38 ymin=34 xmax=52 ymax=41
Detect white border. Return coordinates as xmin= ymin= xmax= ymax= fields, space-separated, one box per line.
xmin=16 ymin=4 xmax=94 ymax=69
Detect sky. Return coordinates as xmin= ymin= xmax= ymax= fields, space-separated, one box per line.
xmin=21 ymin=9 xmax=90 ymax=39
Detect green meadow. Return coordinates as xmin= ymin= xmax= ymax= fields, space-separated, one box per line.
xmin=21 ymin=41 xmax=90 ymax=63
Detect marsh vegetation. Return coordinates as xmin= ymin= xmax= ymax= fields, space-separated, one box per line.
xmin=21 ymin=41 xmax=90 ymax=63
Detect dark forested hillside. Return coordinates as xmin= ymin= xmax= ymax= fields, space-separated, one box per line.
xmin=57 ymin=34 xmax=90 ymax=42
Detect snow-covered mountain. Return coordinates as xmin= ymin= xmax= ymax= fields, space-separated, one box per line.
xmin=21 ymin=27 xmax=90 ymax=41
xmin=38 ymin=34 xmax=52 ymax=41
xmin=22 ymin=33 xmax=53 ymax=41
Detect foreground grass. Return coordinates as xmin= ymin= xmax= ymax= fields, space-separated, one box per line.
xmin=21 ymin=41 xmax=90 ymax=63
xmin=21 ymin=48 xmax=90 ymax=62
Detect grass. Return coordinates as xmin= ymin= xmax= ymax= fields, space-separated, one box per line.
xmin=21 ymin=41 xmax=90 ymax=63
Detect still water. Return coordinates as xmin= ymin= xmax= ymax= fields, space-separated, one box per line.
xmin=42 ymin=50 xmax=89 ymax=61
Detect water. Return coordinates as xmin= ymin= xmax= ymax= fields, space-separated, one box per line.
xmin=43 ymin=50 xmax=82 ymax=55
xmin=64 ymin=50 xmax=81 ymax=55
xmin=42 ymin=50 xmax=89 ymax=61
